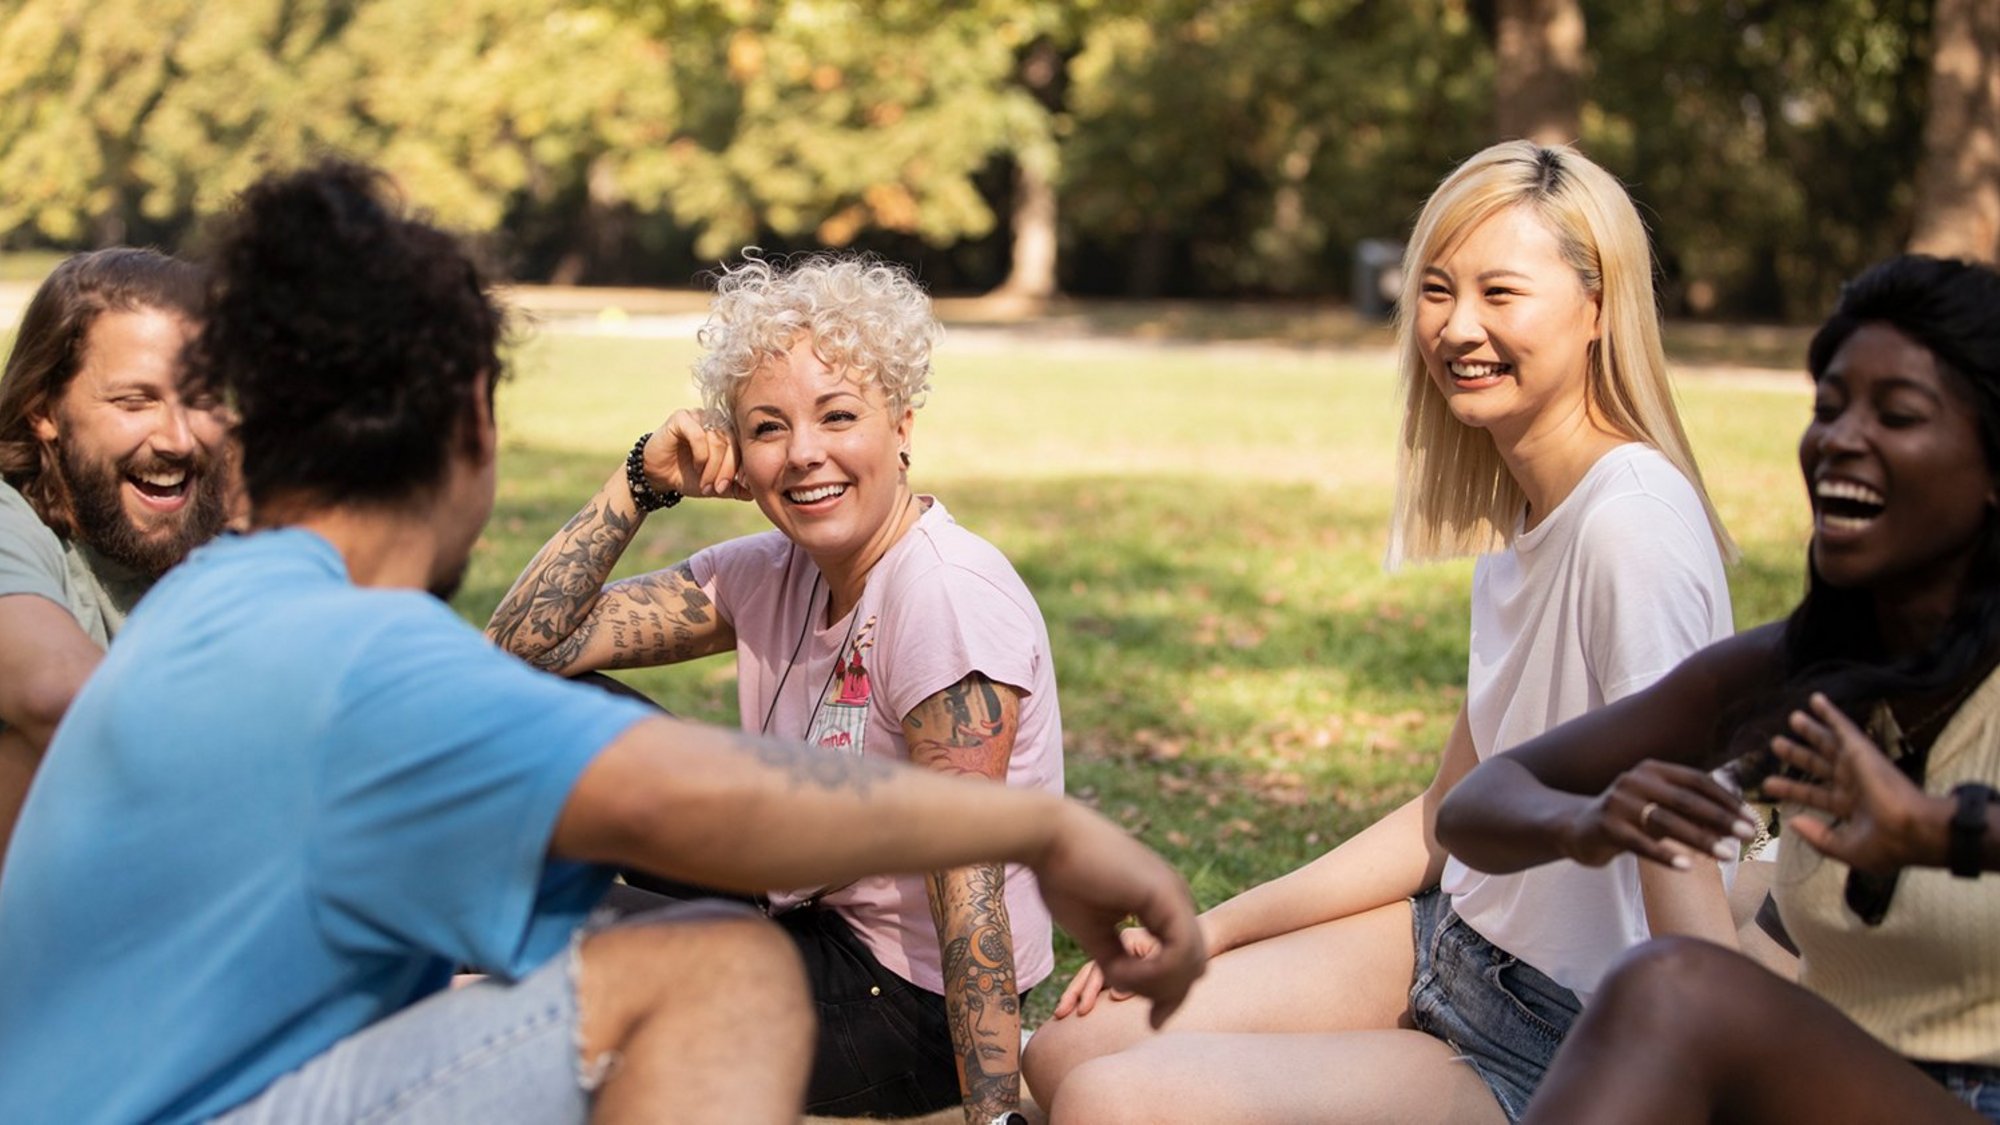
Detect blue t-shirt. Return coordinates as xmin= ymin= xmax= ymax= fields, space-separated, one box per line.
xmin=0 ymin=530 xmax=650 ymax=1124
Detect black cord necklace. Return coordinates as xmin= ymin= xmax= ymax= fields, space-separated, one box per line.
xmin=758 ymin=572 xmax=865 ymax=739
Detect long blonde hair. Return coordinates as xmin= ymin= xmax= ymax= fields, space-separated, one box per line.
xmin=1386 ymin=140 xmax=1735 ymax=567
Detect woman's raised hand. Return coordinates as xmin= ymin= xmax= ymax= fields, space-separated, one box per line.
xmin=1565 ymin=759 xmax=1756 ymax=870
xmin=1765 ymin=693 xmax=1945 ymax=876
xmin=643 ymin=409 xmax=749 ymax=500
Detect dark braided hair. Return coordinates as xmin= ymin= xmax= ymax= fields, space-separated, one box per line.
xmin=186 ymin=160 xmax=505 ymax=512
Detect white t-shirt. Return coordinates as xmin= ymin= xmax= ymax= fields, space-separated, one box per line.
xmin=690 ymin=498 xmax=1062 ymax=994
xmin=1439 ymin=443 xmax=1733 ymax=998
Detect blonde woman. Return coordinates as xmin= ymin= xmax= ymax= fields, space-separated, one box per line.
xmin=1021 ymin=141 xmax=1739 ymax=1123
xmin=488 ymin=254 xmax=1062 ymax=1125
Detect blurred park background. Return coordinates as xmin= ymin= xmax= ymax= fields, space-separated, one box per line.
xmin=2 ymin=0 xmax=1996 ymax=314
xmin=3 ymin=0 xmax=1995 ymax=1023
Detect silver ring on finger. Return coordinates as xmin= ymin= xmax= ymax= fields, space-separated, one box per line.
xmin=1639 ymin=800 xmax=1662 ymax=834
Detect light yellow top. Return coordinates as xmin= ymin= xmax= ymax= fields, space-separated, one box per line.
xmin=1775 ymin=664 xmax=2000 ymax=1065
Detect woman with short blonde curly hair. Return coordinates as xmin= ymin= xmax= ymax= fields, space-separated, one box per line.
xmin=692 ymin=254 xmax=937 ymax=433
xmin=489 ymin=251 xmax=1061 ymax=1124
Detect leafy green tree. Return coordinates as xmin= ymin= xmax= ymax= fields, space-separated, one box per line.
xmin=1058 ymin=0 xmax=1490 ymax=296
xmin=0 ymin=0 xmax=356 ymax=246
xmin=1586 ymin=0 xmax=1931 ymax=318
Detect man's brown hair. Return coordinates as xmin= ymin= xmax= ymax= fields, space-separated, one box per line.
xmin=0 ymin=248 xmax=205 ymax=538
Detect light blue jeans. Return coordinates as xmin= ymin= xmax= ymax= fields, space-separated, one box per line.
xmin=208 ymin=945 xmax=597 ymax=1124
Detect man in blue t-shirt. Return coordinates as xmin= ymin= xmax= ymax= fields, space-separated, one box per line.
xmin=0 ymin=163 xmax=1205 ymax=1125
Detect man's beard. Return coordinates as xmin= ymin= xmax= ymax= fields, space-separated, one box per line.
xmin=60 ymin=443 xmax=229 ymax=579
xmin=427 ymin=564 xmax=468 ymax=603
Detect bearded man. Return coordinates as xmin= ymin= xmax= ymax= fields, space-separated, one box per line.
xmin=0 ymin=248 xmax=231 ymax=867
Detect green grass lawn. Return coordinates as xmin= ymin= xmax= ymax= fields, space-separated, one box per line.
xmin=458 ymin=327 xmax=1813 ymax=1022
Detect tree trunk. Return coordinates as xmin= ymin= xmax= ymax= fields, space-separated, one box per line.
xmin=996 ymin=155 xmax=1059 ymax=300
xmin=1908 ymin=0 xmax=2000 ymax=263
xmin=1493 ymin=0 xmax=1586 ymax=147
xmin=994 ymin=37 xmax=1065 ymax=303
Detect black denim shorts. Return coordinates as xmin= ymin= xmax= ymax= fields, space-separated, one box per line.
xmin=775 ymin=906 xmax=962 ymax=1117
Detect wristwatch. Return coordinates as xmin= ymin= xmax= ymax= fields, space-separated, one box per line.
xmin=985 ymin=1114 xmax=1029 ymax=1125
xmin=1948 ymin=783 xmax=1995 ymax=878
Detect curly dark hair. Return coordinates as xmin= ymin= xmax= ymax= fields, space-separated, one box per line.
xmin=187 ymin=160 xmax=505 ymax=511
xmin=1729 ymin=255 xmax=2000 ymax=784
xmin=0 ymin=248 xmax=205 ymax=537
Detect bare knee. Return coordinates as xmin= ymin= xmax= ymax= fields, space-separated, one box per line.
xmin=1589 ymin=936 xmax=1765 ymax=1046
xmin=1023 ymin=1000 xmax=1150 ymax=1107
xmin=578 ymin=908 xmax=809 ymax=1054
xmin=1048 ymin=1053 xmax=1162 ymax=1125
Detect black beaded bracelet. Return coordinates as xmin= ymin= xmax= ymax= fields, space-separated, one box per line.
xmin=625 ymin=433 xmax=681 ymax=512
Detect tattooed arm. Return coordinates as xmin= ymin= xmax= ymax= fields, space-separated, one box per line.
xmin=556 ymin=712 xmax=1205 ymax=1024
xmin=487 ymin=425 xmax=738 ymax=675
xmin=906 ymin=673 xmax=1027 ymax=1124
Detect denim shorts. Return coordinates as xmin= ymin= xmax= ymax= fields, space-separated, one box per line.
xmin=1916 ymin=1060 xmax=2000 ymax=1122
xmin=210 ymin=898 xmax=753 ymax=1124
xmin=777 ymin=906 xmax=964 ymax=1117
xmin=208 ymin=942 xmax=593 ymax=1124
xmin=1406 ymin=886 xmax=1583 ymax=1122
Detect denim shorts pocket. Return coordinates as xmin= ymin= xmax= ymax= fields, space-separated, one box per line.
xmin=1481 ymin=955 xmax=1574 ymax=1045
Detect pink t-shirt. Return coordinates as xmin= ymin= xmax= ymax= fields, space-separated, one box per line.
xmin=689 ymin=498 xmax=1062 ymax=993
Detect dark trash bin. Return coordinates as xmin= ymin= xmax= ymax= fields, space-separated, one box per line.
xmin=1353 ymin=238 xmax=1405 ymax=320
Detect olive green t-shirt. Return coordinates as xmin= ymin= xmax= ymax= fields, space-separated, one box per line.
xmin=0 ymin=476 xmax=150 ymax=681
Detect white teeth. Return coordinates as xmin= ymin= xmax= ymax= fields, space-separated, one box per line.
xmin=1815 ymin=479 xmax=1885 ymax=506
xmin=1450 ymin=360 xmax=1509 ymax=380
xmin=133 ymin=470 xmax=186 ymax=488
xmin=786 ymin=484 xmax=845 ymax=504
xmin=1821 ymin=513 xmax=1876 ymax=532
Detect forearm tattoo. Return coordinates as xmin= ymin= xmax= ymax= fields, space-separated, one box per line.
xmin=906 ymin=672 xmax=1023 ymax=1118
xmin=747 ymin=734 xmax=892 ymax=794
xmin=595 ymin=564 xmax=716 ymax=670
xmin=489 ymin=493 xmax=717 ymax=672
xmin=929 ymin=862 xmax=1020 ymax=1119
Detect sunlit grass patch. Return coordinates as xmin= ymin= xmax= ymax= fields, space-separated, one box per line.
xmin=466 ymin=325 xmax=1812 ymax=1023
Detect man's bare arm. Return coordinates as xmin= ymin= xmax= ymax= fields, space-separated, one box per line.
xmin=552 ymin=714 xmax=1207 ymax=1024
xmin=0 ymin=594 xmax=101 ymax=750
xmin=0 ymin=593 xmax=104 ymax=868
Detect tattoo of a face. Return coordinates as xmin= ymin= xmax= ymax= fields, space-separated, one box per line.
xmin=928 ymin=862 xmax=1019 ymax=1118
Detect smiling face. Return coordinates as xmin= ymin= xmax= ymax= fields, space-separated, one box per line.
xmin=1414 ymin=205 xmax=1603 ymax=449
xmin=1801 ymin=321 xmax=1994 ymax=599
xmin=733 ymin=335 xmax=914 ymax=577
xmin=32 ymin=308 xmax=231 ymax=576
